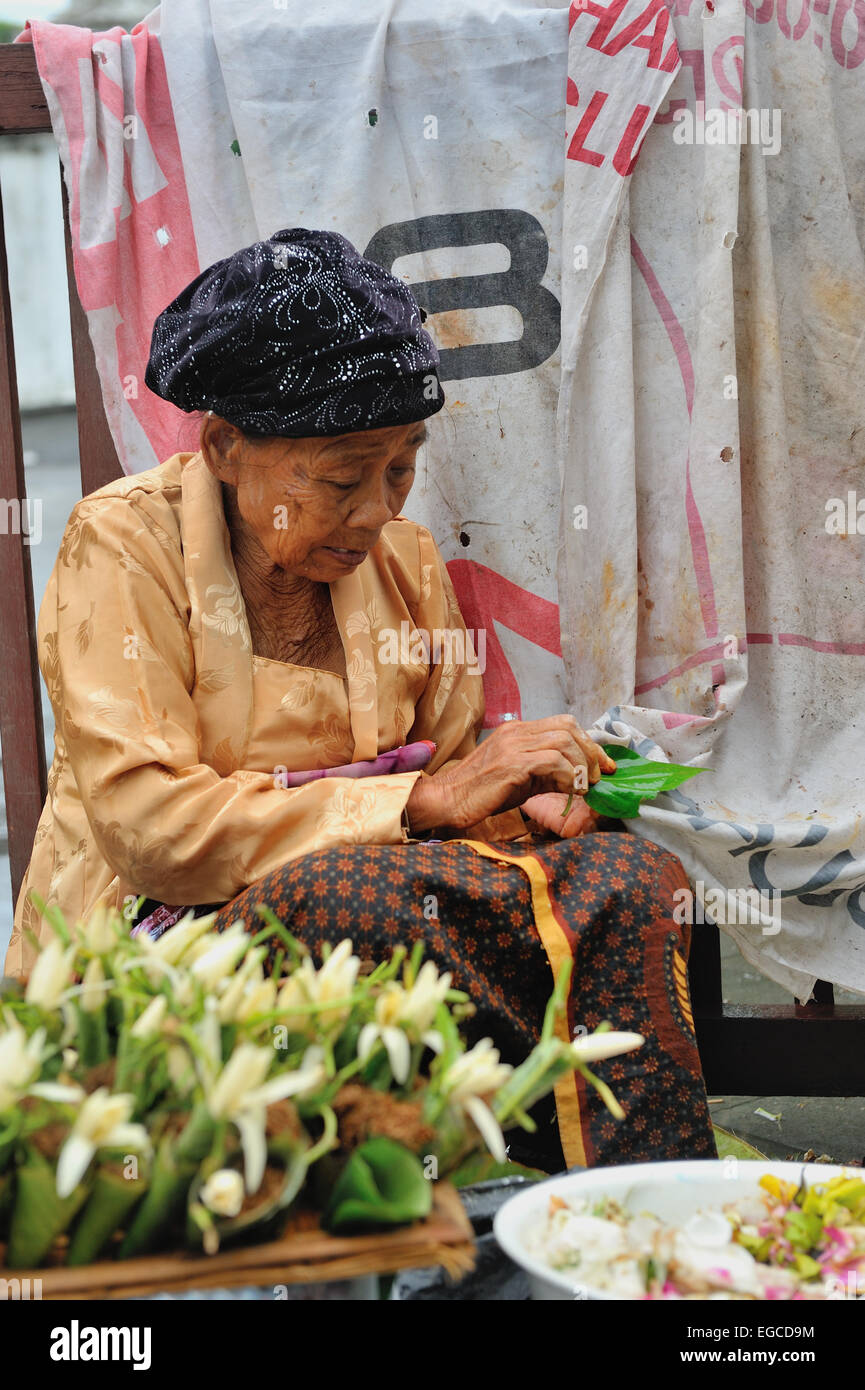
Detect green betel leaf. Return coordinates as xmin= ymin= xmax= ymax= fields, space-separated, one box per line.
xmin=6 ymin=1152 xmax=90 ymax=1268
xmin=66 ymin=1163 xmax=148 ymax=1266
xmin=322 ymin=1137 xmax=432 ymax=1233
xmin=447 ymin=1153 xmax=546 ymax=1186
xmin=584 ymin=744 xmax=706 ymax=818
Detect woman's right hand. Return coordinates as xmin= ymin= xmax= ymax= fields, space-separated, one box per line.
xmin=405 ymin=716 xmax=617 ymax=833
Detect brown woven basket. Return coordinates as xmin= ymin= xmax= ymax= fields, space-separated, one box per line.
xmin=0 ymin=1182 xmax=475 ymax=1299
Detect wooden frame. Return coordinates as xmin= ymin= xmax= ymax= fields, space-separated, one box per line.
xmin=2 ymin=43 xmax=864 ymax=1098
xmin=0 ymin=44 xmax=118 ymax=908
xmin=689 ymin=927 xmax=865 ymax=1096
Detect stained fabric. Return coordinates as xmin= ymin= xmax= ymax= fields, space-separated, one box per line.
xmin=209 ymin=832 xmax=716 ymax=1169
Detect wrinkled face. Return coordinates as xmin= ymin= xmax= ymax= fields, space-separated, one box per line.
xmin=201 ymin=416 xmax=426 ymax=582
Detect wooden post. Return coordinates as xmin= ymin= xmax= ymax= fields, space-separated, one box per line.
xmin=60 ymin=171 xmax=121 ymax=497
xmin=0 ymin=177 xmax=47 ymax=907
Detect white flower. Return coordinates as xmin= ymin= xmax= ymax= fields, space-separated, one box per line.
xmin=28 ymin=1080 xmax=86 ymax=1104
xmin=129 ymin=994 xmax=168 ymax=1039
xmin=56 ymin=1088 xmax=151 ymax=1199
xmin=281 ymin=1044 xmax=329 ymax=1103
xmin=0 ymin=1019 xmax=47 ymax=1111
xmin=569 ymin=1031 xmax=645 ymax=1065
xmin=149 ymin=910 xmax=218 ymax=966
xmin=440 ymin=1038 xmax=514 ymax=1164
xmin=166 ymin=1043 xmax=196 ymax=1095
xmin=233 ymin=976 xmax=278 ymax=1024
xmin=442 ymin=1037 xmax=513 ymax=1102
xmin=276 ymin=940 xmax=360 ymax=1033
xmin=399 ymin=961 xmax=452 ymax=1034
xmin=200 ymin=1168 xmax=245 ymax=1219
xmin=1 ymin=1017 xmax=82 ymax=1104
xmin=358 ymin=1011 xmax=411 ymax=1085
xmin=79 ymin=957 xmax=106 ymax=1014
xmin=216 ymin=949 xmax=273 ymax=1025
xmin=25 ymin=938 xmax=77 ymax=1011
xmin=74 ymin=905 xmax=118 ymax=955
xmin=356 ymin=963 xmax=452 ymax=1083
xmin=207 ymin=1043 xmax=328 ymax=1194
xmin=208 ymin=1044 xmax=272 ymax=1118
xmin=188 ymin=923 xmax=249 ymax=989
xmin=208 ymin=1043 xmax=326 ymax=1119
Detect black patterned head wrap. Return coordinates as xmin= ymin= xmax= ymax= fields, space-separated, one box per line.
xmin=144 ymin=228 xmax=444 ymax=436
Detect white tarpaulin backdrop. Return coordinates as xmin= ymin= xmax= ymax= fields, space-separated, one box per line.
xmin=557 ymin=0 xmax=865 ymax=1001
xmin=30 ymin=0 xmax=865 ymax=1000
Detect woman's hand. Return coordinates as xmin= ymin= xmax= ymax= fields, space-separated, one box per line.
xmin=520 ymin=792 xmax=601 ymax=838
xmin=405 ymin=716 xmax=616 ymax=833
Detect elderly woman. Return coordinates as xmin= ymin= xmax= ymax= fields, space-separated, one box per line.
xmin=6 ymin=229 xmax=713 ymax=1169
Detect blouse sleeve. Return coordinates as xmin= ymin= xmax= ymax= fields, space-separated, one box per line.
xmin=48 ymin=495 xmax=421 ymax=905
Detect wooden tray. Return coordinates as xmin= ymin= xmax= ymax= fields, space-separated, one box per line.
xmin=3 ymin=1183 xmax=475 ymax=1299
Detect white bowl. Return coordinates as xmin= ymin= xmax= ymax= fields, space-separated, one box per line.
xmin=493 ymin=1158 xmax=854 ymax=1300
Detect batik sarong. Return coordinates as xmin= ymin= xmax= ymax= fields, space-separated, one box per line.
xmin=200 ymin=832 xmax=715 ymax=1171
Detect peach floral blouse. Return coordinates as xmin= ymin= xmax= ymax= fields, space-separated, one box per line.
xmin=5 ymin=451 xmax=522 ymax=978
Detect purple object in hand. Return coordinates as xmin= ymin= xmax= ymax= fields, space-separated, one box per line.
xmin=281 ymin=740 xmax=436 ymax=788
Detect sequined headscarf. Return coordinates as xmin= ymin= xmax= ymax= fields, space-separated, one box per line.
xmin=145 ymin=228 xmax=445 ymax=436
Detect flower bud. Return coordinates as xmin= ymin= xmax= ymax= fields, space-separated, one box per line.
xmin=80 ymin=957 xmax=106 ymax=1014
xmin=200 ymin=1168 xmax=245 ymax=1218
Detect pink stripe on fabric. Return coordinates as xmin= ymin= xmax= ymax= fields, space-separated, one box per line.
xmin=635 ymin=641 xmax=728 ymax=695
xmin=630 ymin=234 xmax=719 ymax=641
xmin=639 ymin=629 xmax=861 ymax=696
xmin=778 ymin=633 xmax=865 ymax=655
xmin=682 ymin=456 xmax=719 ymax=639
xmin=93 ymin=58 xmax=125 ymax=123
xmin=661 ymin=711 xmax=712 ymax=729
xmin=28 ymin=20 xmax=201 ymax=472
xmin=630 ymin=235 xmax=695 ymax=416
xmin=446 ymin=558 xmax=563 ymax=725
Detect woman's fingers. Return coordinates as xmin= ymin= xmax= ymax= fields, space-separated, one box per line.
xmin=533 ymin=730 xmax=586 ymax=771
xmin=517 ymin=749 xmax=580 ymax=796
xmin=570 ymin=726 xmax=616 ymax=778
xmin=502 ymin=715 xmax=617 ymax=778
xmin=561 ymin=799 xmax=600 ymax=837
xmin=470 ymin=715 xmax=616 ymax=808
xmin=423 ymin=714 xmax=618 ymax=831
xmin=587 ymin=740 xmax=617 ymax=776
xmin=509 ymin=723 xmax=606 ymax=784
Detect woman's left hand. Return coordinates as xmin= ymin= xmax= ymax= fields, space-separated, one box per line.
xmin=520 ymin=792 xmax=600 ymax=838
